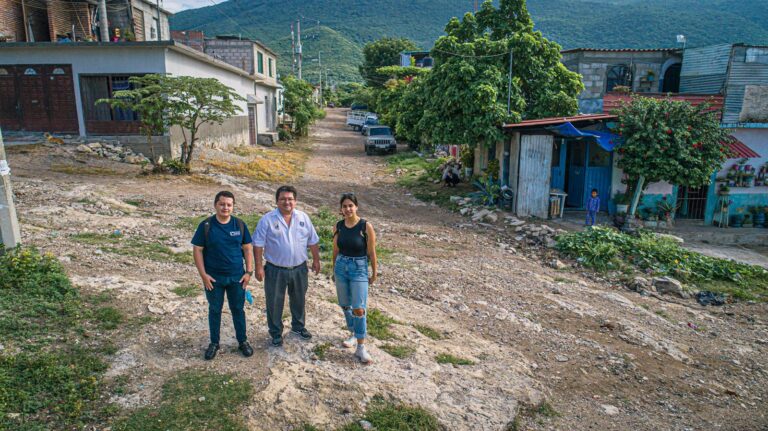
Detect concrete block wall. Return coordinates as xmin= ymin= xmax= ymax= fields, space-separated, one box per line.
xmin=204 ymin=41 xmax=255 ymax=75
xmin=169 ymin=115 xmax=250 ymax=157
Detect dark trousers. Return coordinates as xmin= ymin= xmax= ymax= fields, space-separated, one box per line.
xmin=204 ymin=273 xmax=247 ymax=344
xmin=264 ymin=262 xmax=308 ymax=338
xmin=586 ymin=210 xmax=597 ymax=226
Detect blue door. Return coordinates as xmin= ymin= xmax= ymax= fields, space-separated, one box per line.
xmin=566 ymin=140 xmax=586 ymax=207
xmin=584 ymin=142 xmax=612 ymax=211
xmin=550 ymin=139 xmax=566 ymax=191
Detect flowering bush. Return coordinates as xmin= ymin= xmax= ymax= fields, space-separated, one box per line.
xmin=614 ymin=97 xmax=731 ymax=188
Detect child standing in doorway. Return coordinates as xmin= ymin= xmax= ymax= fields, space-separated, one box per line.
xmin=586 ymin=188 xmax=600 ymax=226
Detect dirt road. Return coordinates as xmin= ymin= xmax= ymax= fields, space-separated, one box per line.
xmin=8 ymin=109 xmax=768 ymax=430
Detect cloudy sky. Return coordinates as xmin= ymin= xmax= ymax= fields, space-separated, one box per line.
xmin=162 ymin=0 xmax=225 ymax=14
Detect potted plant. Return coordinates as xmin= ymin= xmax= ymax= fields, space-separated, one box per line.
xmin=613 ymin=192 xmax=630 ymax=214
xmin=656 ymin=195 xmax=677 ymax=225
xmin=719 ymin=184 xmax=730 ymax=195
xmin=743 ymin=213 xmax=753 ymax=228
xmin=752 ymin=206 xmax=766 ymax=228
xmin=460 ymin=145 xmax=474 ymax=178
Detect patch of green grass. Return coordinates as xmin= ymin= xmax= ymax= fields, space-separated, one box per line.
xmin=123 ymin=199 xmax=142 ymax=207
xmin=556 ymin=226 xmax=768 ymax=301
xmin=435 ymin=353 xmax=475 ymax=366
xmin=94 ymin=306 xmax=125 ymax=330
xmin=367 ymin=308 xmax=401 ymax=340
xmin=312 ymin=342 xmax=332 ymax=360
xmin=172 ymin=284 xmax=201 ymax=298
xmin=51 ymin=164 xmax=120 ymax=176
xmin=71 ymin=233 xmax=193 ymax=264
xmin=87 ymin=290 xmax=115 ymax=304
xmin=533 ymin=401 xmax=560 ymax=417
xmin=115 ymin=370 xmax=253 ymax=431
xmin=326 ymin=295 xmax=339 ymax=304
xmin=312 ymin=207 xmax=337 ymax=274
xmin=0 ymin=247 xmax=115 ymax=429
xmin=380 ymin=344 xmax=416 ymax=359
xmin=337 ymin=395 xmax=440 ymax=431
xmin=413 ymin=324 xmax=443 ymax=340
xmin=654 ymin=310 xmax=671 ymax=320
xmin=385 ymin=152 xmax=470 ymax=210
xmin=553 ymin=276 xmax=575 ymax=283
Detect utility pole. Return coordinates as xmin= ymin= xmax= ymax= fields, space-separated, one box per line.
xmin=296 ymin=19 xmax=303 ymax=80
xmin=318 ymin=51 xmax=322 ymax=106
xmin=290 ymin=23 xmax=296 ymax=75
xmin=507 ymin=48 xmax=514 ymax=114
xmin=98 ymin=0 xmax=109 ymax=41
xmin=0 ymin=128 xmax=22 ymax=249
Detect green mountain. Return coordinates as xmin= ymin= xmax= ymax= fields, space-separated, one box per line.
xmin=170 ymin=0 xmax=768 ymax=83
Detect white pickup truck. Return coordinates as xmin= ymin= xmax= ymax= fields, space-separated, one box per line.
xmin=346 ymin=110 xmax=377 ymax=131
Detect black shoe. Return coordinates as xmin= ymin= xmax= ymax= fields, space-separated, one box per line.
xmin=239 ymin=341 xmax=254 ymax=357
xmin=204 ymin=343 xmax=219 ymax=360
xmin=291 ymin=328 xmax=313 ymax=340
xmin=271 ymin=336 xmax=283 ymax=347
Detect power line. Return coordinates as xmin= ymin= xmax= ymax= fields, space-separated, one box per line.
xmin=431 ymin=47 xmax=510 ymax=58
xmin=205 ymin=0 xmax=258 ymax=41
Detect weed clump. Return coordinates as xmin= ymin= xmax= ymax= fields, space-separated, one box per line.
xmin=556 ymin=226 xmax=768 ymax=300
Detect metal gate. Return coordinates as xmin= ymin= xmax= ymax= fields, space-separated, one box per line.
xmin=676 ymin=186 xmax=708 ymax=220
xmin=0 ymin=65 xmax=78 ymax=133
xmin=516 ymin=134 xmax=553 ymax=218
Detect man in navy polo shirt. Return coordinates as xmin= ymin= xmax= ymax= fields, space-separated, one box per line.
xmin=192 ymin=191 xmax=255 ymax=360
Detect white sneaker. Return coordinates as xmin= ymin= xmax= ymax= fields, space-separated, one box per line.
xmin=355 ymin=344 xmax=372 ymax=364
xmin=342 ymin=334 xmax=357 ymax=348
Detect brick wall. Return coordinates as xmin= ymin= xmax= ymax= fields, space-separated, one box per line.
xmin=0 ymin=0 xmax=25 ymax=42
xmin=171 ymin=30 xmax=204 ymax=51
xmin=47 ymin=1 xmax=91 ymax=41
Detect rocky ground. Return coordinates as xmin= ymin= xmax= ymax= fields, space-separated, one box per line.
xmin=5 ymin=110 xmax=768 ymax=430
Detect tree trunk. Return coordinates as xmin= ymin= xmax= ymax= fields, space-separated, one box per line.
xmin=184 ymin=132 xmax=197 ymax=171
xmin=628 ymin=175 xmax=645 ymax=217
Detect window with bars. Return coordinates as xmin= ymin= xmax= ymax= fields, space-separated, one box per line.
xmin=606 ymin=64 xmax=632 ymax=92
xmin=257 ymin=52 xmax=264 ymax=74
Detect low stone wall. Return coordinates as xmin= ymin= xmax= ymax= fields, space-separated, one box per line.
xmin=87 ymin=135 xmax=172 ymax=160
xmin=170 ymin=115 xmax=250 ymax=158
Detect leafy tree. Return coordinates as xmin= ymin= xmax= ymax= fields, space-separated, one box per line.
xmin=99 ymin=74 xmax=243 ymax=171
xmin=414 ymin=0 xmax=582 ymax=150
xmin=282 ymin=75 xmax=324 ymax=136
xmin=359 ymin=37 xmax=418 ymax=87
xmin=614 ymin=96 xmax=731 ymax=215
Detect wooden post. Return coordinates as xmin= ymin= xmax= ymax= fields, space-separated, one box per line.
xmin=0 ymin=127 xmax=22 ymax=249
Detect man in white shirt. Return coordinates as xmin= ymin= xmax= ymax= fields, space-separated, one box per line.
xmin=253 ymin=185 xmax=321 ymax=347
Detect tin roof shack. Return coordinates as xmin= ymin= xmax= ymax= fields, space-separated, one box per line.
xmin=474 ymin=114 xmax=617 ymax=218
xmin=400 ymin=51 xmax=434 ymax=69
xmin=0 ymin=0 xmax=170 ymax=43
xmin=561 ymin=48 xmax=682 ymax=114
xmin=0 ymin=41 xmax=261 ymax=158
xmin=680 ymin=43 xmax=768 ymax=225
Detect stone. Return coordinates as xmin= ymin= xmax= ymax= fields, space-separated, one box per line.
xmin=87 ymin=142 xmax=102 ymax=149
xmin=653 ymin=276 xmax=689 ymax=298
xmin=472 ymin=209 xmax=491 ymax=222
xmin=485 ymin=212 xmax=498 ymax=222
xmin=449 ymin=196 xmax=463 ymax=203
xmin=601 ymin=404 xmax=619 ymax=415
xmin=77 ymin=144 xmax=93 ymax=153
xmin=359 ymin=420 xmax=374 ymax=430
xmin=198 ymin=396 xmax=206 ymax=402
xmin=460 ymin=208 xmax=471 ymax=216
xmin=550 ymin=259 xmax=568 ymax=270
xmin=656 ymin=233 xmax=684 ymax=244
xmin=545 ymin=238 xmax=557 ymax=248
xmin=630 ymin=276 xmax=650 ymax=291
xmin=556 ymin=355 xmax=569 ymax=362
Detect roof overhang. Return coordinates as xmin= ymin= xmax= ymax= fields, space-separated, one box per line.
xmin=502 ymin=114 xmax=617 ymax=132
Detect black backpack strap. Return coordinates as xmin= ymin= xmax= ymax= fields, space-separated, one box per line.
xmin=360 ymin=219 xmax=368 ymax=249
xmin=203 ymin=215 xmax=215 ymax=247
xmin=235 ymin=216 xmax=245 ymax=241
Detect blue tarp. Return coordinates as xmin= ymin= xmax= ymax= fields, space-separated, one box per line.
xmin=547 ymin=122 xmax=621 ymax=152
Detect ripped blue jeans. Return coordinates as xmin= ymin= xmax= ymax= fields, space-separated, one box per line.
xmin=334 ymin=255 xmax=369 ymax=339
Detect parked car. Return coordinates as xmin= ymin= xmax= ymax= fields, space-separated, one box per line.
xmin=327 ymin=102 xmax=336 ymax=108
xmin=360 ymin=115 xmax=379 ymax=134
xmin=350 ymin=103 xmax=368 ymax=111
xmin=346 ymin=110 xmax=375 ymax=131
xmin=364 ymin=126 xmax=397 ymax=155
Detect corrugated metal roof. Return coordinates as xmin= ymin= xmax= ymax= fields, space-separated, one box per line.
xmin=679 ymin=44 xmax=731 ymax=94
xmin=561 ymin=48 xmax=679 ymax=54
xmin=602 ymin=93 xmax=724 ymax=118
xmin=728 ymin=136 xmax=760 ymax=158
xmin=502 ymin=114 xmax=616 ymax=129
xmin=723 ymin=60 xmax=768 ymax=123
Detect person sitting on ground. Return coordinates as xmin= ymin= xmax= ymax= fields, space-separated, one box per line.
xmin=442 ymin=161 xmax=460 ymax=187
xmin=332 ymin=192 xmax=378 ymax=364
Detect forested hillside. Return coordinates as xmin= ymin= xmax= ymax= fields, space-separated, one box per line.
xmin=170 ymin=0 xmax=768 ymax=82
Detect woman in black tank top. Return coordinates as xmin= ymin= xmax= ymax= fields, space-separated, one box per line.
xmin=332 ymin=193 xmax=378 ymax=364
